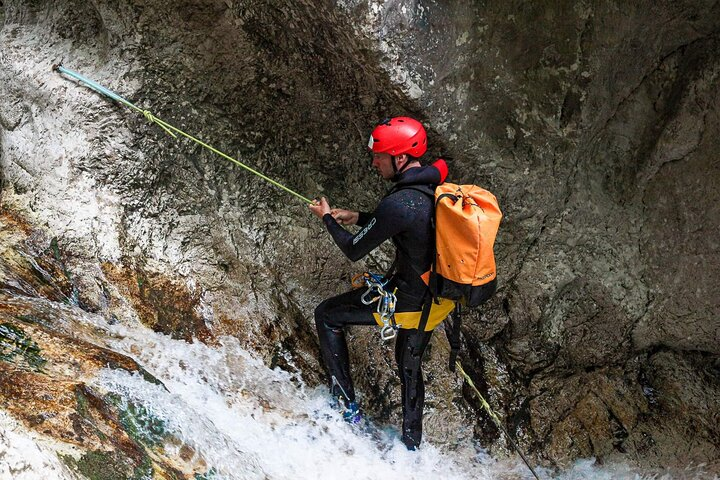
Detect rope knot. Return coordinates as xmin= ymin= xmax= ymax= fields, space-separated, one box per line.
xmin=143 ymin=109 xmax=177 ymax=138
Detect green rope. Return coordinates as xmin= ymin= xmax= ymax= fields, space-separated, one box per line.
xmin=455 ymin=361 xmax=541 ymax=480
xmin=54 ymin=65 xmax=313 ymax=205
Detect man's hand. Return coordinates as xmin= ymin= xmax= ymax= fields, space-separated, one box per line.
xmin=309 ymin=197 xmax=332 ymax=219
xmin=331 ymin=209 xmax=359 ymax=226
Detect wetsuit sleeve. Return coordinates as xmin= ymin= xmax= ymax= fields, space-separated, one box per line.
xmin=356 ymin=211 xmax=372 ymax=227
xmin=322 ymin=199 xmax=407 ymax=262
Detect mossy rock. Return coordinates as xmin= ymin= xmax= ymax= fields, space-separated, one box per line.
xmin=0 ymin=322 xmax=47 ymax=372
xmin=61 ymin=449 xmax=152 ymax=480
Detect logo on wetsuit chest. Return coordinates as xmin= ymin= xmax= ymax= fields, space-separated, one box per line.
xmin=352 ymin=217 xmax=377 ymax=245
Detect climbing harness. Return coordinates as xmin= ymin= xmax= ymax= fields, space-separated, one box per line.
xmin=455 ymin=361 xmax=541 ymax=480
xmin=53 ymin=65 xmax=313 ymax=205
xmin=352 ymin=272 xmax=398 ymax=341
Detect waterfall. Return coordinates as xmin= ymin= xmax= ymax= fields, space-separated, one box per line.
xmin=0 ymin=294 xmax=671 ymax=479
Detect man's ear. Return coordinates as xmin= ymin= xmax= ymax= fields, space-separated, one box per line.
xmin=395 ymin=154 xmax=408 ymax=169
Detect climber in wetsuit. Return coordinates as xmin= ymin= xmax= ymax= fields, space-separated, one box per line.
xmin=309 ymin=117 xmax=451 ymax=450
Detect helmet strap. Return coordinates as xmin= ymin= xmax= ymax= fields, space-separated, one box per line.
xmin=390 ymin=155 xmax=400 ymax=181
xmin=391 ymin=154 xmax=412 ymax=182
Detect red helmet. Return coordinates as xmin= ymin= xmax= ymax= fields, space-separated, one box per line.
xmin=368 ymin=117 xmax=427 ymax=158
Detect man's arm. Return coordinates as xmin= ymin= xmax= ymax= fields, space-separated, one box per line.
xmin=310 ymin=197 xmax=405 ymax=262
xmin=329 ymin=209 xmax=373 ymax=227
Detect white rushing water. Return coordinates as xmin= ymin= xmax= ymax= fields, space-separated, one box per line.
xmin=96 ymin=323 xmax=498 ymax=480
xmin=90 ymin=318 xmax=655 ymax=480
xmin=0 ymin=298 xmax=698 ymax=479
xmin=0 ymin=412 xmax=79 ymax=480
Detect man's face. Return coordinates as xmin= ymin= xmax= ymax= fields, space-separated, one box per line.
xmin=372 ymin=152 xmax=397 ymax=180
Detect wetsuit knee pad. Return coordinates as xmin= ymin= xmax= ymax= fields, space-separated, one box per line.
xmin=315 ymin=300 xmax=341 ymax=333
xmin=314 ymin=299 xmax=330 ymax=323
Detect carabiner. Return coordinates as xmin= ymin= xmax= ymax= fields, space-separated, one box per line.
xmin=355 ymin=272 xmax=398 ymax=341
xmin=380 ymin=324 xmax=397 ymax=341
xmin=361 ymin=288 xmax=380 ymax=305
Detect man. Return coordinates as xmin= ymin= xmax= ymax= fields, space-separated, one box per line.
xmin=308 ymin=117 xmax=453 ymax=450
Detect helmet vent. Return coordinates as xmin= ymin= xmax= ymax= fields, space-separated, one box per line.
xmin=398 ymin=119 xmax=405 ymax=122
xmin=412 ymin=142 xmax=418 ymax=147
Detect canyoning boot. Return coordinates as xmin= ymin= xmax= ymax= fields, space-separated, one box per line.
xmin=331 ymin=396 xmax=362 ymax=424
xmin=342 ymin=401 xmax=362 ymax=424
xmin=331 ymin=396 xmax=397 ymax=451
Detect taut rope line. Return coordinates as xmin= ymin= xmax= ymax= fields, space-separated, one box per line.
xmin=54 ymin=65 xmax=313 ymax=205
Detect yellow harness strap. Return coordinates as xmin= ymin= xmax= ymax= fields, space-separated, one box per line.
xmin=373 ymin=297 xmax=455 ymax=331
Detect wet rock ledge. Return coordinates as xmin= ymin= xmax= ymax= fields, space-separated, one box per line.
xmin=0 ymin=210 xmax=214 ymax=478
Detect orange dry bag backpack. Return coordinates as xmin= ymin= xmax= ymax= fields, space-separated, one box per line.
xmin=401 ymin=182 xmax=502 ymax=369
xmin=432 ymin=183 xmax=502 ymax=306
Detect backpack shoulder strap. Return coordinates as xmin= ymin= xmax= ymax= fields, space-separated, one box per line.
xmin=389 ymin=184 xmax=438 ymax=297
xmin=391 ymin=184 xmax=436 ymax=199
xmin=390 ymin=183 xmax=443 ymax=334
xmin=446 ymin=304 xmax=462 ymax=371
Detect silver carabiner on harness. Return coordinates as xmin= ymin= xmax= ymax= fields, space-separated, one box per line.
xmin=380 ymin=324 xmax=396 ymax=341
xmin=361 ymin=286 xmax=381 ymax=305
xmin=377 ymin=288 xmax=398 ymax=340
xmin=358 ymin=272 xmax=399 ymax=341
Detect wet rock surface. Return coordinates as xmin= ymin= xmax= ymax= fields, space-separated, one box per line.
xmin=0 ymin=0 xmax=718 ymax=474
xmin=341 ymin=0 xmax=720 ymax=469
xmin=0 ymin=213 xmax=212 ymax=479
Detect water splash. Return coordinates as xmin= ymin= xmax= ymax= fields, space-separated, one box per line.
xmin=95 ymin=324 xmax=490 ymax=480
xmin=0 ymin=412 xmax=77 ymax=480
xmin=0 ymin=296 xmax=703 ymax=479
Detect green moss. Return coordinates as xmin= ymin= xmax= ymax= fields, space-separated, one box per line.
xmin=61 ymin=450 xmax=134 ymax=480
xmin=71 ymin=394 xmax=193 ymax=479
xmin=132 ymin=454 xmax=154 ymax=480
xmin=75 ymin=387 xmax=90 ymax=418
xmin=120 ymin=402 xmax=167 ymax=447
xmin=104 ymin=393 xmax=167 ymax=448
xmin=61 ymin=449 xmax=158 ymax=480
xmin=60 ymin=394 xmax=172 ymax=479
xmin=0 ymin=322 xmax=47 ymax=372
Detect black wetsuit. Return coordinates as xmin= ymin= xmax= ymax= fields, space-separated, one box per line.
xmin=314 ymin=161 xmax=447 ymax=450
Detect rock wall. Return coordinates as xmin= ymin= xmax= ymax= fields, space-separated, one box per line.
xmin=0 ymin=210 xmax=199 ymax=479
xmin=339 ymin=0 xmax=720 ymax=468
xmin=1 ymin=0 xmax=718 ymax=471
